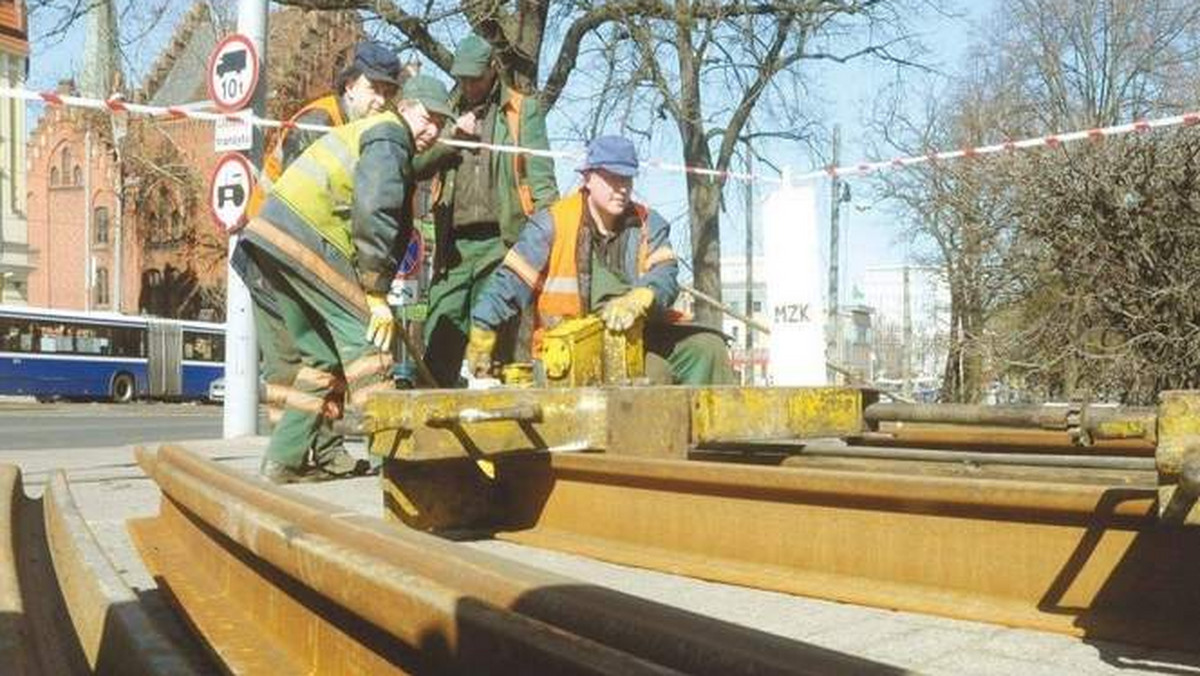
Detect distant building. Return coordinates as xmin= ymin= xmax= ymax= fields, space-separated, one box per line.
xmin=720 ymin=254 xmax=769 ymax=384
xmin=857 ymin=266 xmax=950 ymax=388
xmin=0 ymin=0 xmax=28 ymax=304
xmin=25 ymin=3 xmax=362 ymax=318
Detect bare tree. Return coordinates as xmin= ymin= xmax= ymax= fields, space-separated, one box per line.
xmin=271 ymin=0 xmax=929 ymax=325
xmin=874 ymin=0 xmax=1200 ymax=403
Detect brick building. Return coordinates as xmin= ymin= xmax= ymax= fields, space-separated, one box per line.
xmin=0 ymin=0 xmax=28 ymax=304
xmin=25 ymin=3 xmax=362 ymax=319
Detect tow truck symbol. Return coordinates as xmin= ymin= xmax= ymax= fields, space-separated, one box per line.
xmin=217 ymin=171 xmax=246 ymax=208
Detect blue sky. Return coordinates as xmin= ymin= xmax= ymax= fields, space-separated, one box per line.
xmin=26 ymin=1 xmax=996 ymax=301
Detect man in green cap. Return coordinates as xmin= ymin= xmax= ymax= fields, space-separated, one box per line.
xmin=235 ymin=74 xmax=454 ymax=483
xmin=415 ymin=33 xmax=559 ymax=387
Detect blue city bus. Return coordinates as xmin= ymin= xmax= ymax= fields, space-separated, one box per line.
xmin=0 ymin=305 xmax=224 ymax=402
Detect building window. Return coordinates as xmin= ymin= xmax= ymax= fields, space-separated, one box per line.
xmin=94 ymin=267 xmax=109 ymax=306
xmin=50 ymin=166 xmax=59 ymax=186
xmin=752 ymin=301 xmax=762 ymax=312
xmin=73 ymin=165 xmax=82 ymax=186
xmin=60 ymin=147 xmax=71 ymax=183
xmin=94 ymin=206 xmax=109 ymax=244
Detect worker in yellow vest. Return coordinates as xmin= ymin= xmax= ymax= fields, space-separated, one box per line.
xmin=414 ymin=34 xmax=559 ymax=387
xmin=234 ymin=75 xmax=453 ymax=483
xmin=466 ymin=135 xmax=734 ymax=386
xmin=236 ymin=41 xmax=403 ymax=477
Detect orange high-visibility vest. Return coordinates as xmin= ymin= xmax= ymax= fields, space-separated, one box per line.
xmin=247 ymin=95 xmax=345 ymax=217
xmin=528 ymin=191 xmax=652 ymax=353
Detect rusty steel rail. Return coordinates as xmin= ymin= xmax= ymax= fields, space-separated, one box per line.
xmin=0 ymin=464 xmax=209 ymax=675
xmin=863 ymin=402 xmax=1157 ymax=447
xmin=852 ymin=424 xmax=1155 ymax=455
xmin=796 ymin=441 xmax=1156 ymax=471
xmin=473 ymin=452 xmax=1200 ymax=653
xmin=131 ymin=444 xmax=897 ymax=675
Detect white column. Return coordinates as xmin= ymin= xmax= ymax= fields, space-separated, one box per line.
xmin=223 ymin=0 xmax=267 ymax=438
xmin=763 ymin=179 xmax=827 ymax=385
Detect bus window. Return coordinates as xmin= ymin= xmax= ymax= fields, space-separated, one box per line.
xmin=39 ymin=324 xmax=74 ymax=353
xmin=74 ymin=325 xmax=111 ymax=355
xmin=111 ymin=327 xmax=144 ymax=358
xmin=0 ymin=316 xmax=35 ymax=353
xmin=183 ymin=331 xmax=224 ymax=362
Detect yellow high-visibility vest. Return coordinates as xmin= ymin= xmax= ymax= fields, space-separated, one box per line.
xmin=269 ymin=111 xmax=403 ymax=260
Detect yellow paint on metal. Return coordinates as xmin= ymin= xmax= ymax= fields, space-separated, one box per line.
xmin=1155 ymin=390 xmax=1200 ymax=525
xmin=542 ymin=316 xmax=605 ymax=386
xmin=691 ymin=387 xmax=866 ymax=443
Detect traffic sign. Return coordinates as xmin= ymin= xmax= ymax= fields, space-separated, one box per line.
xmin=396 ymin=228 xmax=425 ymax=278
xmin=209 ymin=152 xmax=254 ymax=233
xmin=206 ymin=34 xmax=259 ymax=113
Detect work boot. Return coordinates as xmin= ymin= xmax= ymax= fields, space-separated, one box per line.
xmin=260 ymin=460 xmax=341 ymax=484
xmin=315 ymin=449 xmax=373 ymax=477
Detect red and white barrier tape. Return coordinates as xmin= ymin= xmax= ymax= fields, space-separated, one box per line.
xmin=11 ymin=86 xmax=1200 ymax=186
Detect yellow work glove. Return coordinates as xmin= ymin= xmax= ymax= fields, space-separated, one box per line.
xmin=365 ymin=292 xmax=395 ymax=352
xmin=600 ymin=287 xmax=656 ymax=332
xmin=466 ymin=326 xmax=498 ymax=377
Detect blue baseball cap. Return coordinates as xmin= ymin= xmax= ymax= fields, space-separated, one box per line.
xmin=353 ymin=41 xmax=402 ymax=86
xmin=578 ymin=135 xmax=639 ymax=177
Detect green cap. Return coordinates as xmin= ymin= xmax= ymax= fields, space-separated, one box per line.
xmin=450 ymin=34 xmax=494 ymax=78
xmin=402 ymin=74 xmax=454 ymax=119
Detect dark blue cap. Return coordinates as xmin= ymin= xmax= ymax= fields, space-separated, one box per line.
xmin=353 ymin=41 xmax=401 ymax=86
xmin=578 ymin=135 xmax=639 ymax=177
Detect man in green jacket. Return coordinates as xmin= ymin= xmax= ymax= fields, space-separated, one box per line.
xmin=415 ymin=34 xmax=559 ymax=387
xmin=236 ymin=75 xmax=453 ymax=483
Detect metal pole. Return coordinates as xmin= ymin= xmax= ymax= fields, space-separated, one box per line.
xmin=902 ymin=265 xmax=912 ymax=397
xmin=223 ymin=0 xmax=266 ymax=438
xmin=743 ymin=143 xmax=754 ymax=385
xmin=827 ymin=126 xmax=840 ymax=380
xmin=84 ymin=129 xmax=92 ymax=312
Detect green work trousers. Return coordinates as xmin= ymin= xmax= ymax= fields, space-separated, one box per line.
xmin=246 ymin=257 xmax=346 ymax=465
xmin=645 ymin=323 xmax=737 ymax=386
xmin=248 ymin=246 xmax=394 ymax=469
xmin=423 ymin=230 xmax=518 ymax=387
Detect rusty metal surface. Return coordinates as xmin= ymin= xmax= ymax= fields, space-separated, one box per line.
xmin=795 ymin=441 xmax=1156 ymax=471
xmin=368 ymin=386 xmax=868 ymax=461
xmin=863 ymin=403 xmax=1156 ymax=447
xmin=0 ymin=464 xmax=209 ymax=675
xmin=134 ymin=444 xmax=896 ymax=675
xmin=490 ymin=452 xmax=1200 ymax=652
xmin=690 ymin=387 xmax=866 ymax=443
xmin=853 ymin=424 xmax=1155 ymax=455
xmin=1156 ymin=390 xmax=1200 ymax=524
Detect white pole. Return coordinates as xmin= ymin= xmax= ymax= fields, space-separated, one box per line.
xmin=223 ymin=0 xmax=266 ymax=438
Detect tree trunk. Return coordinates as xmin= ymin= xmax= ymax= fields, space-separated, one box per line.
xmin=679 ymin=125 xmax=722 ymax=328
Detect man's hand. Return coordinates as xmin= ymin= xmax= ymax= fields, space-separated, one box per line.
xmin=365 ymin=293 xmax=395 ymax=352
xmin=600 ymin=287 xmax=655 ymax=332
xmin=454 ymin=111 xmax=479 ymax=138
xmin=466 ymin=325 xmax=498 ymax=377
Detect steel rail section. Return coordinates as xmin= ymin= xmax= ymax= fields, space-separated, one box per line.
xmin=794 ymin=441 xmax=1156 ymax=471
xmin=131 ymin=444 xmax=898 ymax=675
xmin=852 ymin=425 xmax=1154 ymax=455
xmin=0 ymin=464 xmax=209 ymax=675
xmin=489 ymin=452 xmax=1200 ymax=653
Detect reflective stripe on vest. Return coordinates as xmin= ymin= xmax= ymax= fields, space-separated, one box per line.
xmin=269 ymin=111 xmax=403 ymax=260
xmin=531 ymin=192 xmax=652 ymax=353
xmin=248 ymin=95 xmax=345 ymax=217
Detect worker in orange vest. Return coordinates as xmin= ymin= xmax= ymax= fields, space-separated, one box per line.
xmin=466 ymin=135 xmax=734 ymax=385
